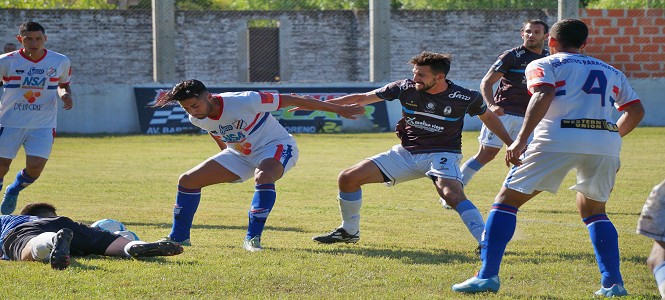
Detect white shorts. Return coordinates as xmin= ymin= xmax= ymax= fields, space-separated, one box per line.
xmin=478 ymin=113 xmax=524 ymax=148
xmin=212 ymin=138 xmax=299 ymax=183
xmin=368 ymin=144 xmax=462 ymax=186
xmin=637 ymin=180 xmax=665 ymax=241
xmin=504 ymin=151 xmax=619 ymax=202
xmin=0 ymin=127 xmax=55 ymax=159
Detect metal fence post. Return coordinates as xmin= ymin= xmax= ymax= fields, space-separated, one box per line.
xmin=558 ymin=0 xmax=580 ymax=20
xmin=370 ymin=0 xmax=390 ymax=82
xmin=152 ymin=0 xmax=176 ymax=83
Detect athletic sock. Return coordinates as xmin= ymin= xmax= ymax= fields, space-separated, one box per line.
xmin=584 ymin=214 xmax=623 ymax=288
xmin=654 ymin=261 xmax=665 ymax=298
xmin=30 ymin=232 xmax=57 ymax=261
xmin=478 ymin=203 xmax=518 ymax=279
xmin=0 ymin=178 xmax=3 ymax=193
xmin=169 ymin=185 xmax=201 ymax=242
xmin=338 ymin=189 xmax=362 ymax=234
xmin=246 ymin=184 xmax=276 ymax=239
xmin=123 ymin=240 xmax=147 ymax=257
xmin=460 ymin=158 xmax=484 ymax=186
xmin=6 ymin=169 xmax=36 ymax=195
xmin=455 ymin=199 xmax=485 ymax=243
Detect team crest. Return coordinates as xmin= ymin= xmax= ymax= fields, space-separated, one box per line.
xmin=425 ymin=102 xmax=436 ymax=111
xmin=47 ymin=68 xmax=57 ymax=77
xmin=233 ymin=119 xmax=247 ymax=129
xmin=443 ymin=106 xmax=452 ymax=115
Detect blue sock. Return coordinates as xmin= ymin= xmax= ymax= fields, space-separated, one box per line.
xmin=460 ymin=158 xmax=485 ymax=186
xmin=654 ymin=261 xmax=665 ymax=297
xmin=584 ymin=214 xmax=623 ymax=288
xmin=247 ymin=184 xmax=276 ymax=239
xmin=455 ymin=199 xmax=485 ymax=243
xmin=6 ymin=169 xmax=36 ymax=195
xmin=478 ymin=203 xmax=518 ymax=279
xmin=0 ymin=178 xmax=3 ymax=192
xmin=169 ymin=185 xmax=201 ymax=242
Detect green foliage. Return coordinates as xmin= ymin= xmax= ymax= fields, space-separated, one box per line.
xmin=586 ymin=0 xmax=665 ymax=8
xmin=0 ymin=128 xmax=663 ymax=299
xmin=0 ymin=0 xmax=114 ymax=9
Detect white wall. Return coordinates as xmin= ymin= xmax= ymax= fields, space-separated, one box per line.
xmin=1 ymin=78 xmax=653 ymax=134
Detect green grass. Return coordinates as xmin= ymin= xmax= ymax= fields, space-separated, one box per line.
xmin=1 ymin=128 xmax=664 ymax=299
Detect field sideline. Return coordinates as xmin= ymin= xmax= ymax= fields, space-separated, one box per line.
xmin=0 ymin=128 xmax=663 ymax=299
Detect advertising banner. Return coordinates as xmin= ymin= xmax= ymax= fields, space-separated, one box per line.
xmin=134 ymin=86 xmax=390 ymax=134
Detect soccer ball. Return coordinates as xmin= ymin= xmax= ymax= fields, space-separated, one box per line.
xmin=114 ymin=230 xmax=140 ymax=241
xmin=91 ymin=219 xmax=127 ymax=232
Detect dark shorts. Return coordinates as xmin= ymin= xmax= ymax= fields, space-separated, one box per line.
xmin=2 ymin=216 xmax=121 ymax=260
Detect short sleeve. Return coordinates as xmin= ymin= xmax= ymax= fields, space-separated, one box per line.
xmin=526 ymin=59 xmax=555 ymax=90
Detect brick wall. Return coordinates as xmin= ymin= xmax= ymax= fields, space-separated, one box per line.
xmin=580 ymin=9 xmax=665 ymax=78
xmin=0 ymin=9 xmax=662 ymax=84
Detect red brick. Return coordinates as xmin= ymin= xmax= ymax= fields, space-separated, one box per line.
xmin=650 ymin=72 xmax=665 ymax=77
xmin=616 ymin=18 xmax=634 ymax=26
xmin=642 ymin=44 xmax=660 ymax=52
xmin=624 ymin=27 xmax=641 ymax=35
xmin=633 ymin=36 xmax=651 ymax=44
xmin=602 ymin=27 xmax=620 ymax=35
xmin=654 ymin=36 xmax=665 ymax=44
xmin=637 ymin=18 xmax=655 ymax=26
xmin=584 ymin=9 xmax=604 ymax=17
xmin=650 ymin=53 xmax=665 ymax=61
xmin=622 ymin=45 xmax=641 ymax=53
xmin=584 ymin=45 xmax=604 ymax=54
xmin=613 ymin=36 xmax=631 ymax=44
xmin=613 ymin=54 xmax=631 ymax=62
xmin=624 ymin=63 xmax=642 ymax=71
xmin=607 ymin=9 xmax=626 ymax=17
xmin=595 ymin=54 xmax=613 ymax=62
xmin=593 ymin=18 xmax=612 ymax=27
xmin=642 ymin=27 xmax=659 ymax=35
xmin=627 ymin=10 xmax=646 ymax=18
xmin=591 ymin=36 xmax=612 ymax=44
xmin=643 ymin=63 xmax=663 ymax=71
xmin=629 ymin=72 xmax=649 ymax=78
xmin=656 ymin=18 xmax=665 ymax=26
xmin=646 ymin=9 xmax=665 ymax=17
xmin=604 ymin=45 xmax=621 ymax=53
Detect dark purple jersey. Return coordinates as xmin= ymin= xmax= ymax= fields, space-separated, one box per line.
xmin=375 ymin=79 xmax=486 ymax=154
xmin=491 ymin=45 xmax=548 ymax=116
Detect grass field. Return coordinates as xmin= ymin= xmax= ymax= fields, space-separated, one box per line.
xmin=0 ymin=127 xmax=663 ymax=299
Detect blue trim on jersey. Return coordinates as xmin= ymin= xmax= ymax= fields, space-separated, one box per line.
xmin=401 ymin=106 xmax=461 ymax=121
xmin=248 ymin=112 xmax=270 ymax=135
xmin=281 ymin=145 xmax=293 ymax=166
xmin=0 ymin=127 xmax=4 ymax=137
xmin=47 ymin=85 xmax=58 ymax=90
xmin=3 ymin=84 xmax=20 ymax=88
xmin=508 ymin=69 xmax=525 ymax=73
xmin=555 ymin=90 xmax=566 ymax=96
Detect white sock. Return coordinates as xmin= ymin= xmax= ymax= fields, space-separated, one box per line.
xmin=30 ymin=232 xmax=57 ymax=261
xmin=654 ymin=261 xmax=665 ymax=298
xmin=339 ymin=198 xmax=362 ymax=234
xmin=123 ymin=240 xmax=147 ymax=257
xmin=459 ymin=209 xmax=485 ymax=243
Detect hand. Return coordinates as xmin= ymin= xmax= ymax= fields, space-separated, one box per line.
xmin=60 ymin=93 xmax=73 ymax=110
xmin=505 ymin=139 xmax=527 ymax=167
xmin=489 ymin=104 xmax=504 ymax=116
xmin=336 ymin=104 xmax=365 ymax=119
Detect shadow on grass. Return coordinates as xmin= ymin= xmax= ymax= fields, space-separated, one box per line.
xmin=111 ymin=221 xmax=307 ymax=233
xmin=301 ymin=246 xmax=478 ymax=265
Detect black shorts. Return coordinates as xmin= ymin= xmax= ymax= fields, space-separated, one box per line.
xmin=3 ymin=216 xmax=121 ymax=261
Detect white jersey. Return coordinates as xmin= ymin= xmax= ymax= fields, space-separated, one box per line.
xmin=0 ymin=49 xmax=72 ymax=129
xmin=189 ymin=91 xmax=291 ymax=155
xmin=525 ymin=52 xmax=640 ymax=157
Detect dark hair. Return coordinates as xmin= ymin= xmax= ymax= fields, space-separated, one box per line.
xmin=522 ymin=19 xmax=549 ymax=34
xmin=550 ymin=19 xmax=588 ymax=49
xmin=20 ymin=202 xmax=57 ymax=217
xmin=409 ymin=52 xmax=452 ymax=76
xmin=153 ymin=79 xmax=207 ymax=107
xmin=19 ymin=22 xmax=45 ymax=36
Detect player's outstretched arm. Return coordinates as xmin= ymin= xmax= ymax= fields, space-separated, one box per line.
xmin=280 ymin=94 xmax=367 ymax=119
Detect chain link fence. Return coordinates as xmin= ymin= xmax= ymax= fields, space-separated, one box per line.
xmin=0 ymin=1 xmax=662 ymax=84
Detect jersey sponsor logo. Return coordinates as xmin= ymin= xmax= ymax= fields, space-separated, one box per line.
xmin=443 ymin=106 xmax=452 ymax=115
xmin=223 ymin=131 xmax=246 ymax=143
xmin=560 ymin=118 xmax=618 ymax=132
xmin=425 ymin=101 xmax=436 ymax=111
xmin=14 ymin=103 xmax=42 ymax=111
xmin=526 ymin=67 xmax=544 ymax=80
xmin=448 ymin=90 xmax=471 ymax=101
xmin=217 ymin=124 xmax=234 ymax=135
xmin=515 ymin=49 xmax=525 ymax=58
xmin=16 ymin=69 xmax=25 ymax=74
xmin=21 ymin=77 xmax=46 ymax=89
xmin=27 ymin=67 xmax=45 ymax=76
xmin=405 ymin=116 xmax=445 ymax=132
xmin=259 ymin=92 xmax=274 ymax=104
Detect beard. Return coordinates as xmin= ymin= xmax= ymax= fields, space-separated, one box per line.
xmin=415 ymin=81 xmax=435 ymax=92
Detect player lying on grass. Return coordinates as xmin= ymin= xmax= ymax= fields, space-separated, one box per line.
xmin=0 ymin=203 xmax=184 ymax=270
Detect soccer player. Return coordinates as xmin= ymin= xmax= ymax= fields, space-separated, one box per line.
xmin=1 ymin=203 xmax=184 ymax=270
xmin=637 ymin=179 xmax=665 ymax=299
xmin=452 ymin=19 xmax=645 ymax=296
xmin=311 ymin=52 xmax=513 ymax=251
xmin=3 ymin=42 xmax=16 ymax=54
xmin=0 ymin=22 xmax=73 ymax=215
xmin=459 ymin=19 xmax=549 ymax=187
xmin=153 ymin=79 xmax=365 ymax=252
